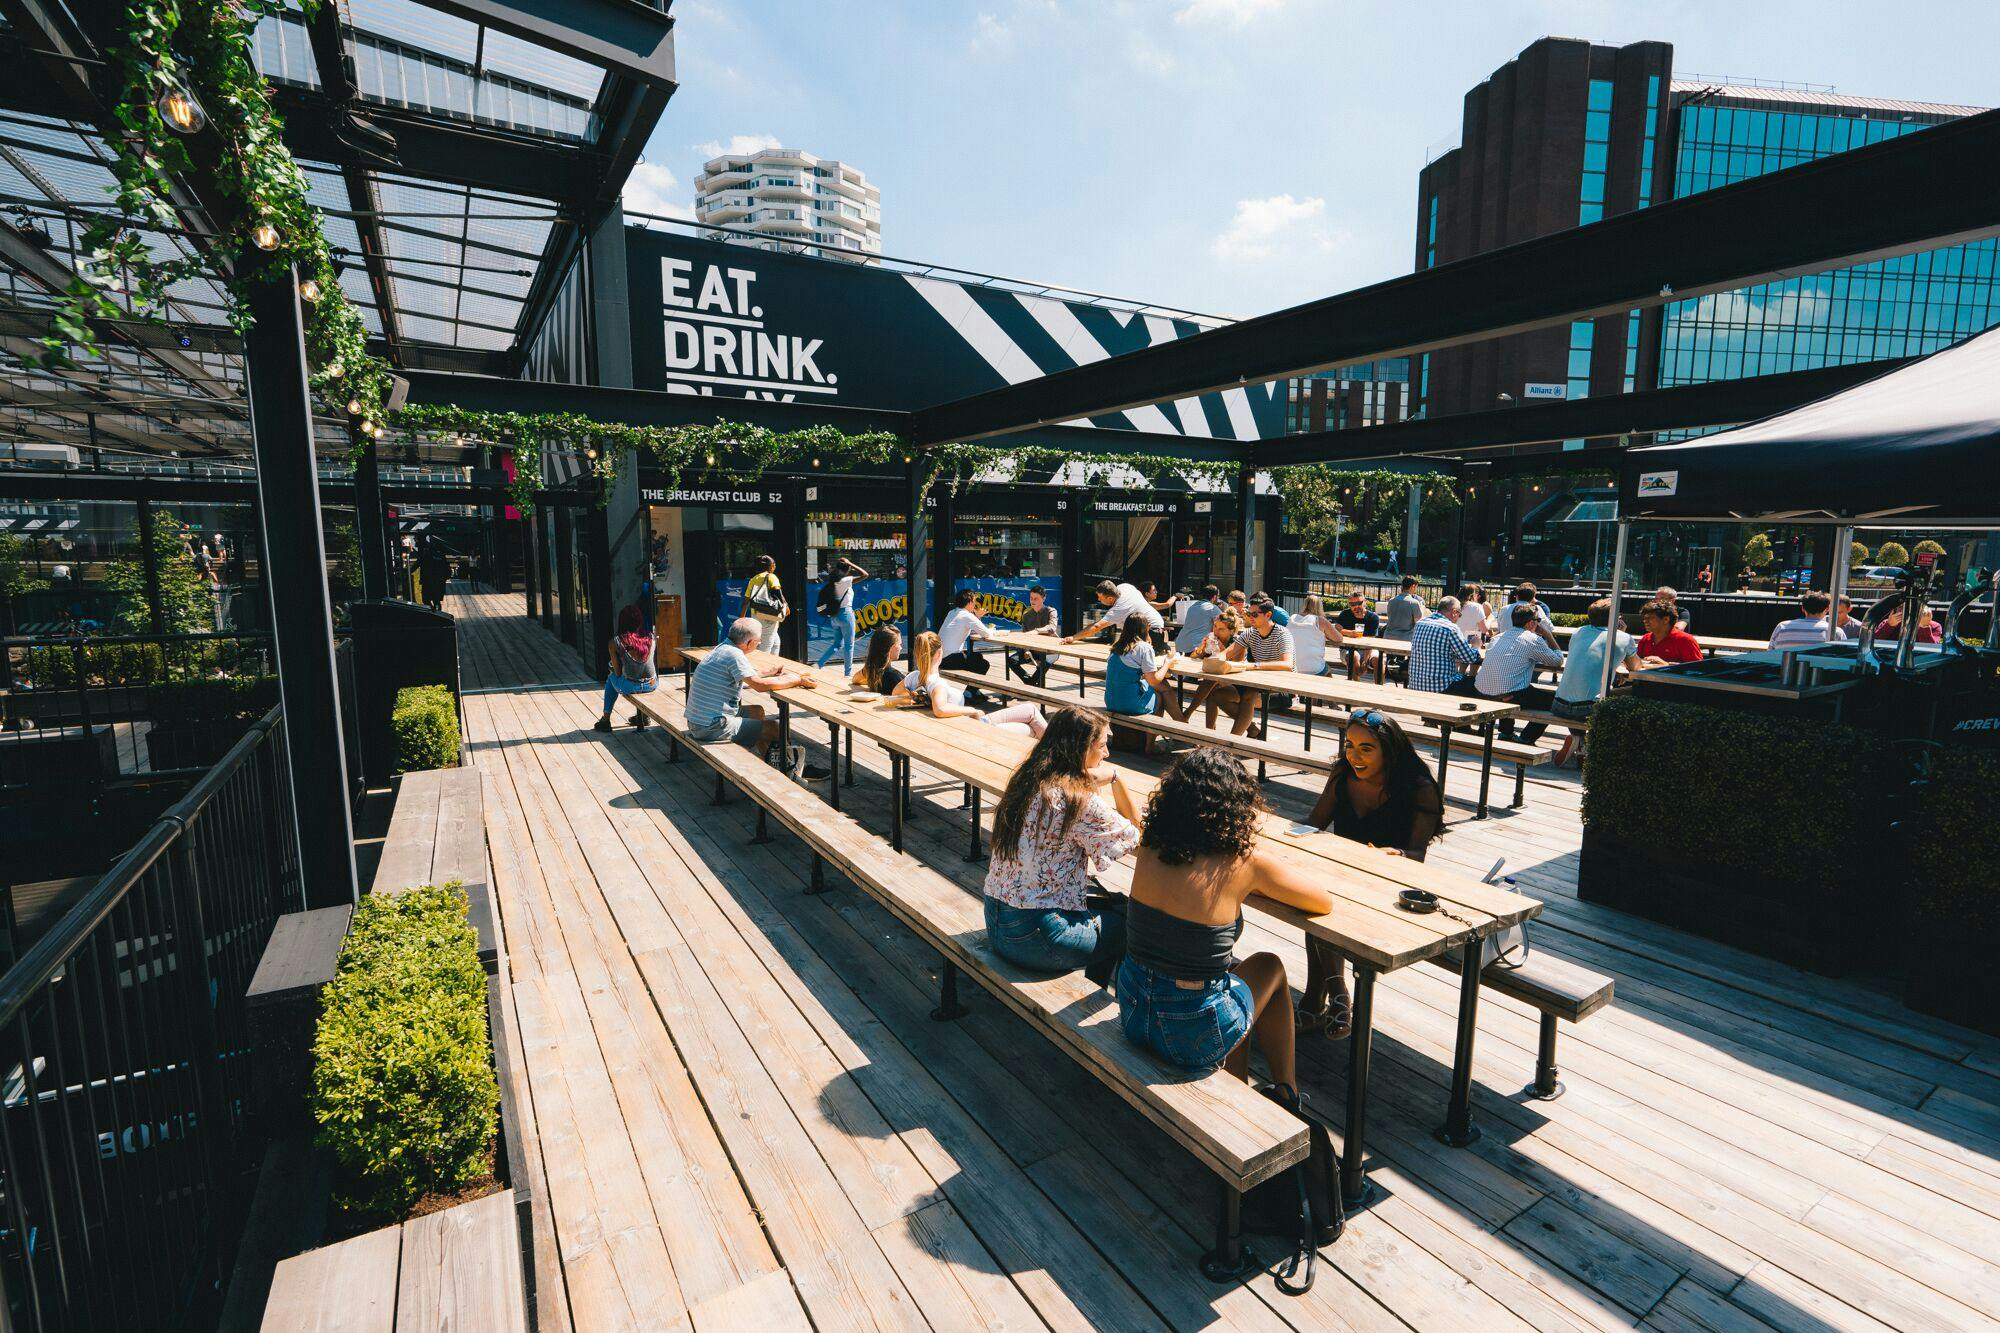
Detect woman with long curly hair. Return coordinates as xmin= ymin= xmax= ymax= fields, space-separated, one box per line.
xmin=1118 ymin=750 xmax=1334 ymax=1097
xmin=982 ymin=709 xmax=1141 ymax=974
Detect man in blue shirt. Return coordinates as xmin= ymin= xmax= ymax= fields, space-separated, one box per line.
xmin=1554 ymin=599 xmax=1641 ymax=719
xmin=1174 ymin=584 xmax=1224 ymax=653
xmin=1475 ymin=603 xmax=1566 ymax=742
xmin=1409 ymin=596 xmax=1480 ymax=694
xmin=687 ymin=617 xmax=813 ymax=757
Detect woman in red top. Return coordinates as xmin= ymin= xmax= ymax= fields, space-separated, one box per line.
xmin=1637 ymin=599 xmax=1701 ymax=666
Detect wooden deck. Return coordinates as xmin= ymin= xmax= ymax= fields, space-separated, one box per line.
xmin=451 ymin=589 xmax=2000 ymax=1333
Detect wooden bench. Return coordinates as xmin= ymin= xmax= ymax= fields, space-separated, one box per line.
xmin=953 ymin=670 xmax=1555 ymax=811
xmin=634 ymin=685 xmax=1308 ymax=1279
xmin=261 ymin=1189 xmax=528 ymax=1332
xmin=374 ymin=766 xmax=497 ymax=969
xmin=1423 ymin=948 xmax=1612 ymax=1101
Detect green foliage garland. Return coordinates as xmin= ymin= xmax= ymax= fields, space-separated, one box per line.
xmin=38 ymin=0 xmax=394 ymax=433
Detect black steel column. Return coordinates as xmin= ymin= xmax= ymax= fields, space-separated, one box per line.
xmin=585 ymin=490 xmax=614 ymax=659
xmin=554 ymin=505 xmax=577 ymax=644
xmin=933 ymin=475 xmax=957 ymax=618
xmin=352 ymin=426 xmax=389 ymax=600
xmin=781 ymin=478 xmax=810 ymax=659
xmin=1234 ymin=466 xmax=1256 ymax=593
xmin=520 ymin=505 xmax=539 ymax=618
xmin=905 ymin=460 xmax=930 ymax=645
xmin=1060 ymin=487 xmax=1084 ymax=637
xmin=242 ymin=258 xmax=358 ymax=909
xmin=134 ymin=497 xmax=166 ymax=636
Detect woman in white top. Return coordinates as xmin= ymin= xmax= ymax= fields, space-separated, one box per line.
xmin=982 ymin=708 xmax=1142 ymax=975
xmin=1456 ymin=583 xmax=1496 ymax=648
xmin=890 ymin=631 xmax=1047 ymax=736
xmin=1287 ymin=594 xmax=1341 ymax=676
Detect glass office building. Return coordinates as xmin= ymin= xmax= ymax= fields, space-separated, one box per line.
xmin=1657 ymin=93 xmax=2000 ymax=388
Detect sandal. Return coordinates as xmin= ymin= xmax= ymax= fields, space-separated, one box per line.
xmin=1324 ymin=984 xmax=1353 ymax=1040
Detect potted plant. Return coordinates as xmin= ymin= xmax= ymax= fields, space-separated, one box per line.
xmin=1902 ymin=747 xmax=2000 ymax=1034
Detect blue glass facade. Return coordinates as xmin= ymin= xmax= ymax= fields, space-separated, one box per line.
xmin=1658 ymin=100 xmax=2000 ymax=388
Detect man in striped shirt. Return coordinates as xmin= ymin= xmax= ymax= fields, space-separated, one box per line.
xmin=1767 ymin=591 xmax=1845 ymax=653
xmin=687 ymin=617 xmax=813 ymax=756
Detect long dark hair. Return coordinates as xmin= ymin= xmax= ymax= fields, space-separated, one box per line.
xmin=990 ymin=708 xmax=1106 ymax=859
xmin=854 ymin=626 xmax=901 ymax=692
xmin=1337 ymin=712 xmax=1441 ymax=848
xmin=1141 ymin=748 xmax=1264 ymax=866
xmin=617 ymin=603 xmax=646 ymax=636
xmin=1109 ymin=611 xmax=1151 ymax=656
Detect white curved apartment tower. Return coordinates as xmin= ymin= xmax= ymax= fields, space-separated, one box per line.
xmin=693 ymin=148 xmax=882 ymax=263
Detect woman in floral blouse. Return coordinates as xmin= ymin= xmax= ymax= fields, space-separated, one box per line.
xmin=982 ymin=708 xmax=1141 ymax=976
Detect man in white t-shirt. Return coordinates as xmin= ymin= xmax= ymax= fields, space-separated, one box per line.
xmin=1067 ymin=579 xmax=1163 ymax=643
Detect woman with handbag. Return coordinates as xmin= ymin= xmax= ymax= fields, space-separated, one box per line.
xmin=1296 ymin=710 xmax=1442 ymax=1039
xmin=982 ymin=708 xmax=1140 ymax=976
xmin=743 ymin=554 xmax=788 ymax=652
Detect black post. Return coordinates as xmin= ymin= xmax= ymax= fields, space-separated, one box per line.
xmin=933 ymin=476 xmax=957 ymax=628
xmin=554 ymin=505 xmax=577 ymax=645
xmin=1234 ymin=466 xmax=1256 ymax=593
xmin=782 ymin=478 xmax=810 ymax=660
xmin=1060 ymin=487 xmax=1084 ymax=639
xmin=134 ymin=497 xmax=166 ymax=636
xmin=1340 ymin=966 xmax=1377 ymax=1208
xmin=353 ymin=426 xmax=389 ymax=601
xmin=585 ymin=490 xmax=614 ymax=663
xmin=1438 ymin=941 xmax=1485 ymax=1146
xmin=242 ymin=257 xmax=358 ymax=909
xmin=905 ymin=459 xmax=930 ymax=645
xmin=520 ymin=506 xmax=539 ymax=618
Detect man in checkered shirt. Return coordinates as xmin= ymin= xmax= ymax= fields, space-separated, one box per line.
xmin=1409 ymin=595 xmax=1481 ymax=695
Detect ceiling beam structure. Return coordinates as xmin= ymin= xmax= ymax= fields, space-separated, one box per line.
xmin=304 ymin=3 xmax=404 ymax=362
xmin=910 ymin=106 xmax=2000 ymax=448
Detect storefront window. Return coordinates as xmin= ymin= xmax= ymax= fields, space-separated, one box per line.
xmin=806 ymin=507 xmax=922 ymax=656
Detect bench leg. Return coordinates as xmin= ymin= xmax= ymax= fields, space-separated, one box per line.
xmin=712 ymin=773 xmax=728 ymax=806
xmin=1526 ymin=1013 xmax=1565 ymax=1100
xmin=751 ymin=807 xmax=772 ymax=845
xmin=805 ymin=853 xmax=829 ymax=895
xmin=1475 ymin=724 xmax=1495 ymax=820
xmin=1341 ymin=967 xmax=1378 ymax=1209
xmin=1198 ymin=1183 xmax=1258 ymax=1283
xmin=960 ymin=781 xmax=972 ymax=809
xmin=667 ymin=735 xmax=680 ymax=763
xmin=1302 ymin=698 xmax=1313 ymax=751
xmin=845 ymin=727 xmax=853 ymax=782
xmin=930 ymin=960 xmax=969 ymax=1021
xmin=828 ymin=724 xmax=842 ymax=812
xmin=1438 ymin=944 xmax=1484 ymax=1148
xmin=1512 ymin=762 xmax=1526 ymax=809
xmin=890 ymin=755 xmax=905 ymax=853
xmin=964 ymin=787 xmax=984 ymax=863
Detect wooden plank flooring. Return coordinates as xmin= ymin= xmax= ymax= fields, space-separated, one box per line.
xmin=451 ymin=589 xmax=2000 ymax=1332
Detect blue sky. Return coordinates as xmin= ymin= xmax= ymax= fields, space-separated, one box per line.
xmin=622 ymin=0 xmax=2000 ymax=319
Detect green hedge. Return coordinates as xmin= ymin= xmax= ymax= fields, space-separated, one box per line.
xmin=312 ymin=884 xmax=498 ymax=1221
xmin=392 ymin=684 xmax=459 ymax=773
xmin=1551 ymin=612 xmax=1590 ymax=628
xmin=1910 ymin=747 xmax=2000 ymax=932
xmin=146 ymin=674 xmax=279 ymax=726
xmin=1582 ymin=693 xmax=1889 ymax=898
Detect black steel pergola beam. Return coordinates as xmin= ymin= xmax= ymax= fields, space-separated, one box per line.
xmin=303 ymin=2 xmax=405 ymax=361
xmin=415 ymin=0 xmax=678 ymax=90
xmin=911 ymin=107 xmax=2000 ymax=447
xmin=1249 ymin=358 xmax=1912 ymax=468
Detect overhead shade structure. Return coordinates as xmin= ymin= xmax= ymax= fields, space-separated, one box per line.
xmin=1619 ymin=323 xmax=2000 ymax=524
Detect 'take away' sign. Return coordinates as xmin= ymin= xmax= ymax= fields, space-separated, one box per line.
xmin=660 ymin=257 xmax=832 ymax=402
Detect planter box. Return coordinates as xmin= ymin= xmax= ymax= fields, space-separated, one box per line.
xmin=1903 ymin=916 xmax=2000 ymax=1037
xmin=1579 ymin=825 xmax=1867 ymax=975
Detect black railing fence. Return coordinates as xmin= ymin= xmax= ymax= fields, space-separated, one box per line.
xmin=0 ymin=709 xmax=300 ymax=1331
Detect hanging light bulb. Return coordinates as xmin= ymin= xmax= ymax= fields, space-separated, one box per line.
xmin=704 ymin=452 xmax=716 ymax=465
xmin=298 ymin=277 xmax=323 ymax=301
xmin=156 ymin=78 xmax=206 ymax=135
xmin=346 ymin=397 xmax=362 ymax=415
xmin=585 ymin=445 xmax=599 ymax=461
xmin=360 ymin=418 xmax=377 ymax=434
xmin=810 ymin=456 xmax=821 ymax=468
xmin=325 ymin=359 xmax=342 ymax=377
xmin=371 ymin=422 xmax=386 ymax=439
xmin=250 ymin=220 xmax=280 ymax=251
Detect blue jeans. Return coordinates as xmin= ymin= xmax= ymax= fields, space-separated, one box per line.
xmin=1115 ymin=957 xmax=1253 ymax=1072
xmin=984 ymin=897 xmax=1117 ymax=974
xmin=817 ymin=607 xmax=857 ymax=671
xmin=602 ymin=673 xmax=656 ymax=713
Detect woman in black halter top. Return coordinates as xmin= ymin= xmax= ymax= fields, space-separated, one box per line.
xmin=1297 ymin=710 xmax=1443 ymax=1040
xmin=1118 ymin=750 xmax=1335 ymax=1092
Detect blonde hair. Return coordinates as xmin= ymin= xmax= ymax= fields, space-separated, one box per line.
xmin=911 ymin=630 xmax=942 ymax=680
xmin=1302 ymin=594 xmax=1324 ymax=618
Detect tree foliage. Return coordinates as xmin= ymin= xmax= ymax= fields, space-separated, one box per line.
xmin=103 ymin=517 xmax=213 ymax=633
xmin=1875 ymin=541 xmax=1912 ymax=567
xmin=1742 ymin=532 xmax=1775 ymax=569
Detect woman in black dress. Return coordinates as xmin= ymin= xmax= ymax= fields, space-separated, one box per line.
xmin=1296 ymin=709 xmax=1443 ymax=1037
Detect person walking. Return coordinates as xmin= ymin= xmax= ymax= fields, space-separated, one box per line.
xmin=594 ymin=603 xmax=659 ymax=732
xmin=743 ymin=554 xmax=788 ymax=653
xmin=815 ymin=555 xmax=868 ymax=674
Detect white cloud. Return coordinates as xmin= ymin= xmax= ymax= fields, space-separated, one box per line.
xmin=1128 ymin=35 xmax=1176 ymax=75
xmin=1175 ymin=0 xmax=1287 ymax=26
xmin=693 ymin=132 xmax=784 ymax=160
xmin=622 ymin=163 xmax=693 ymax=220
xmin=1211 ymin=194 xmax=1339 ymax=261
xmin=971 ymin=12 xmax=1010 ymax=50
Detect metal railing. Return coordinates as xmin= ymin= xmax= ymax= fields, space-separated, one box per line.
xmin=0 ymin=708 xmax=300 ymax=1330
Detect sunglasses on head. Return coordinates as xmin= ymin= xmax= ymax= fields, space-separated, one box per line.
xmin=1350 ymin=708 xmax=1389 ymax=729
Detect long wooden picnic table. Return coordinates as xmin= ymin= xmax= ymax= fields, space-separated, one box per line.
xmin=679 ymin=644 xmax=1543 ymax=1203
xmin=983 ymin=628 xmax=1520 ymax=816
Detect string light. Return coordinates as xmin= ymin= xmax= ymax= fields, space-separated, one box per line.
xmin=250 ymin=220 xmax=280 ymax=251
xmin=156 ymin=79 xmax=206 ymax=135
xmin=360 ymin=419 xmax=377 ymax=434
xmin=584 ymin=445 xmax=599 ymax=461
xmin=298 ymin=277 xmax=322 ymax=301
xmin=346 ymin=397 xmax=362 ymax=415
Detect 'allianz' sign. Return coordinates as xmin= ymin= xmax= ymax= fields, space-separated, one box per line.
xmin=661 ymin=257 xmax=833 ymax=402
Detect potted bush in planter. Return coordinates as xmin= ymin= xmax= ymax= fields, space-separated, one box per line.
xmin=1903 ymin=747 xmax=2000 ymax=1035
xmin=391 ymin=684 xmax=460 ymax=773
xmin=1580 ymin=693 xmax=1890 ymax=973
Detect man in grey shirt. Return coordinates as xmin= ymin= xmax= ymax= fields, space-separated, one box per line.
xmin=1384 ymin=576 xmax=1427 ymax=641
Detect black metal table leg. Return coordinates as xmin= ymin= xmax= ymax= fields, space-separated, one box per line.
xmin=827 ymin=722 xmax=842 ymax=811
xmin=1341 ymin=967 xmax=1378 ymax=1208
xmin=776 ymin=696 xmax=792 ymax=761
xmin=1303 ymin=698 xmax=1313 ymax=751
xmin=1438 ymin=942 xmax=1485 ymax=1147
xmin=890 ymin=754 xmax=905 ymax=852
xmin=965 ymin=786 xmax=984 ymax=862
xmin=931 ymin=959 xmax=969 ymax=1020
xmin=1475 ymin=723 xmax=1496 ymax=820
xmin=1434 ymin=722 xmax=1453 ymax=804
xmin=1513 ymin=762 xmax=1527 ymax=808
xmin=1257 ymin=691 xmax=1269 ymax=781
xmin=844 ymin=727 xmax=854 ymax=782
xmin=1199 ymin=1183 xmax=1258 ymax=1282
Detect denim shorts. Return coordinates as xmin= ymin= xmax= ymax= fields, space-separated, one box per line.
xmin=687 ymin=714 xmax=763 ymax=748
xmin=1115 ymin=956 xmax=1253 ymax=1072
xmin=983 ymin=897 xmax=1102 ymax=973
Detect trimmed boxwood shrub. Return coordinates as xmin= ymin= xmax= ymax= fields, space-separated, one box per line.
xmin=392 ymin=683 xmax=459 ymax=773
xmin=1582 ymin=693 xmax=1889 ymax=899
xmin=1910 ymin=747 xmax=2000 ymax=932
xmin=312 ymin=884 xmax=498 ymax=1221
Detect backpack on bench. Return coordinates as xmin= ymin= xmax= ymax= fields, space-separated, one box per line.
xmin=1240 ymin=1088 xmax=1344 ymax=1293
